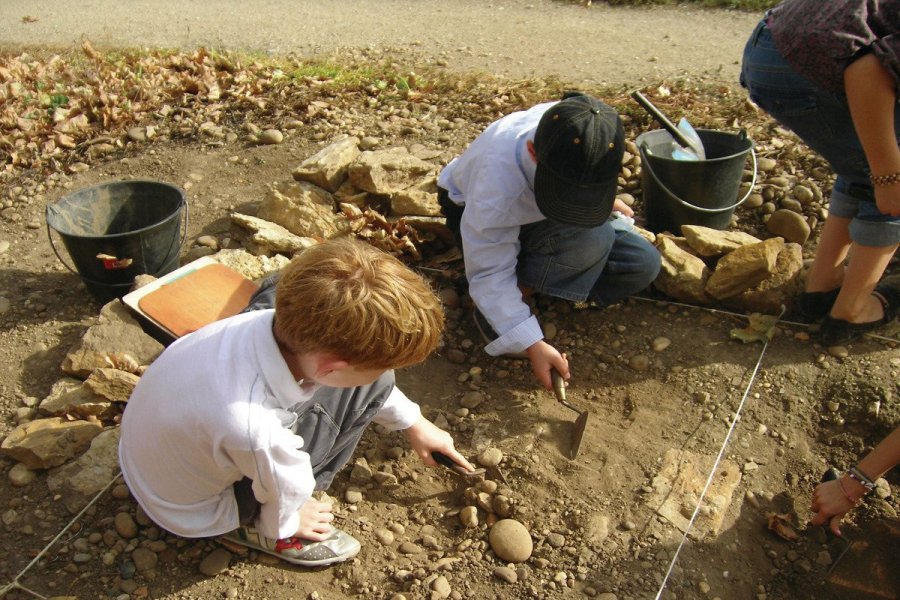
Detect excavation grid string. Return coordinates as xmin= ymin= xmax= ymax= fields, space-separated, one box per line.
xmin=652 ymin=308 xmax=780 ymax=600
xmin=0 ymin=473 xmax=122 ymax=599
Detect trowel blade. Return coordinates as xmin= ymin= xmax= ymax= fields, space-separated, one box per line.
xmin=569 ymin=410 xmax=589 ymax=460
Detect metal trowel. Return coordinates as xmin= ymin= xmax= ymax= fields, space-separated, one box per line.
xmin=551 ymin=369 xmax=589 ymax=460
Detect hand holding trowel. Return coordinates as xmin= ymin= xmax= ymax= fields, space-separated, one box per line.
xmin=550 ymin=368 xmax=589 ymax=460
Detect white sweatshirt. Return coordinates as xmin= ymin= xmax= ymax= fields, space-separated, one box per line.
xmin=118 ymin=309 xmax=421 ymax=539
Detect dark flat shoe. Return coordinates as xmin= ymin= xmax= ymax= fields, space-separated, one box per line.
xmin=818 ymin=315 xmax=886 ymax=346
xmin=795 ymin=287 xmax=840 ymax=323
xmin=817 ymin=277 xmax=899 ymax=345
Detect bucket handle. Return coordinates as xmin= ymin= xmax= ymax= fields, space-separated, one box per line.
xmin=46 ymin=200 xmax=190 ymax=287
xmin=640 ymin=136 xmax=758 ymax=215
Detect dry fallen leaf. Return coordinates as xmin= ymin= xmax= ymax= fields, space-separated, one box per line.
xmin=730 ymin=313 xmax=780 ymax=344
xmin=767 ymin=512 xmax=800 ymax=542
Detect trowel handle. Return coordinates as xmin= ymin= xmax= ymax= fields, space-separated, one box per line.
xmin=550 ymin=368 xmax=567 ymax=402
xmin=630 ymin=90 xmax=694 ymax=150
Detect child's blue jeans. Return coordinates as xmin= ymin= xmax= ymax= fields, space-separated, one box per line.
xmin=517 ymin=217 xmax=661 ymax=307
xmin=234 ymin=278 xmax=394 ymax=525
xmin=740 ymin=17 xmax=900 ymax=247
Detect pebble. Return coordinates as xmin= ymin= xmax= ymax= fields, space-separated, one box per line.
xmin=478 ymin=447 xmax=503 ymax=467
xmin=131 ymin=547 xmax=158 ymax=571
xmin=345 ymin=489 xmax=363 ymax=503
xmin=874 ymin=478 xmax=892 ymax=499
xmin=0 ymin=240 xmax=9 ymax=253
xmin=545 ymin=532 xmax=566 ymax=548
xmin=460 ymin=506 xmax=478 ymax=528
xmin=494 ymin=566 xmax=518 ymax=583
xmin=114 ymin=512 xmax=138 ymax=539
xmin=398 ymin=541 xmax=423 ymax=554
xmin=489 ymin=519 xmax=533 ymax=562
xmin=766 ymin=209 xmax=810 ymax=244
xmin=374 ymin=528 xmax=395 ymax=545
xmin=198 ymin=548 xmax=232 ymax=576
xmin=431 ymin=575 xmax=451 ymax=598
xmin=112 ymin=484 xmax=131 ymax=500
xmin=8 ymin=463 xmax=36 ymax=486
xmin=827 ymin=345 xmax=849 ymax=358
xmin=629 ymin=355 xmax=650 ymax=371
xmin=196 ymin=235 xmax=219 ymax=250
xmin=258 ymin=129 xmax=284 ymax=145
xmin=651 ymin=337 xmax=671 ymax=352
xmin=360 ymin=136 xmax=380 ymax=150
xmin=460 ymin=391 xmax=484 ymax=410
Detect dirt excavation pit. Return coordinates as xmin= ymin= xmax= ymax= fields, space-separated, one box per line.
xmin=0 ymin=46 xmax=897 ymax=600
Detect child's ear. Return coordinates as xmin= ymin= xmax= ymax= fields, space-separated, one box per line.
xmin=314 ymin=356 xmax=350 ymax=377
xmin=526 ymin=139 xmax=537 ymax=162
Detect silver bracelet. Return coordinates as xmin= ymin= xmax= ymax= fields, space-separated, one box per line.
xmin=847 ymin=466 xmax=876 ymax=493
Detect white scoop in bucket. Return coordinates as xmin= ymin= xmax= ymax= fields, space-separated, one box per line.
xmin=631 ymin=91 xmax=706 ymax=161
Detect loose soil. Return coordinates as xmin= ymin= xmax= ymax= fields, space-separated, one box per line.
xmin=0 ymin=3 xmax=897 ymax=600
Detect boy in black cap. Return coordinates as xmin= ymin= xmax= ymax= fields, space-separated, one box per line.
xmin=437 ymin=92 xmax=660 ymax=390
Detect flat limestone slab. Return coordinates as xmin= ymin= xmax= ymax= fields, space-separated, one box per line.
xmin=650 ymin=448 xmax=742 ymax=540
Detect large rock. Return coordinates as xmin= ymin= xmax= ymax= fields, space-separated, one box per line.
xmin=724 ymin=242 xmax=803 ymax=314
xmin=256 ymin=181 xmax=350 ymax=239
xmin=390 ymin=180 xmax=442 ymax=217
xmin=348 ymin=147 xmax=435 ymax=195
xmin=84 ymin=368 xmax=140 ymax=403
xmin=705 ymin=237 xmax=783 ymax=300
xmin=650 ymin=448 xmax=741 ymax=539
xmin=292 ymin=136 xmax=361 ymax=192
xmin=766 ymin=209 xmax=811 ymax=245
xmin=1 ymin=418 xmax=104 ymax=469
xmin=230 ymin=212 xmax=319 ymax=256
xmin=47 ymin=428 xmax=120 ymax=513
xmin=61 ymin=301 xmax=164 ymax=379
xmin=681 ymin=225 xmax=761 ymax=257
xmin=212 ymin=249 xmax=291 ymax=281
xmin=653 ymin=235 xmax=713 ymax=304
xmin=39 ymin=378 xmax=114 ymax=419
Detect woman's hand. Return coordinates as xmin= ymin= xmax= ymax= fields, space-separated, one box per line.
xmin=809 ymin=475 xmax=864 ymax=536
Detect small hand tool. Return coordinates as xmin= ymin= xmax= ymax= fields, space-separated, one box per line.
xmin=550 ymin=368 xmax=589 ymax=460
xmin=431 ymin=451 xmax=486 ymax=478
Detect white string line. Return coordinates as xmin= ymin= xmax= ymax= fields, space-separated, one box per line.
xmin=630 ymin=295 xmax=900 ymax=343
xmin=652 ymin=316 xmax=776 ymax=600
xmin=0 ymin=472 xmax=122 ymax=599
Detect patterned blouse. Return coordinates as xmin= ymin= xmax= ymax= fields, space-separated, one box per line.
xmin=768 ymin=0 xmax=900 ymax=92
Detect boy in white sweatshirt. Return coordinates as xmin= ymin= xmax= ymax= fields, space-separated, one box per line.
xmin=119 ymin=238 xmax=472 ymax=566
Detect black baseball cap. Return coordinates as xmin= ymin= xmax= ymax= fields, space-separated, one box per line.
xmin=533 ymin=93 xmax=625 ymax=227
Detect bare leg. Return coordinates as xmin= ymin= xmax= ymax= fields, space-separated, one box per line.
xmin=804 ymin=215 xmax=851 ymax=293
xmin=831 ymin=242 xmax=898 ymax=323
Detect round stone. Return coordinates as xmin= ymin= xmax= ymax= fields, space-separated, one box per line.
xmin=114 ymin=512 xmax=138 ymax=539
xmin=477 ymin=447 xmax=503 ymax=467
xmin=258 ymin=129 xmax=284 ymax=145
xmin=766 ymin=209 xmax=811 ymax=244
xmin=489 ymin=519 xmax=533 ymax=563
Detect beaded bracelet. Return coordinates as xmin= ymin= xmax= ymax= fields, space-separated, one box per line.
xmin=870 ymin=170 xmax=900 ymax=186
xmin=837 ymin=476 xmax=861 ymax=505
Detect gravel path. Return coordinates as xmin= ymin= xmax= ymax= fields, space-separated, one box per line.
xmin=1 ymin=0 xmax=760 ymax=86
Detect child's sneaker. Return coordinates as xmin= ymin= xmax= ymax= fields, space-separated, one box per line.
xmin=219 ymin=526 xmax=360 ymax=567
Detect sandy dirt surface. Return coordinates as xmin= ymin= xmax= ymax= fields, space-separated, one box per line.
xmin=0 ymin=0 xmax=759 ymax=87
xmin=0 ymin=3 xmax=897 ymax=600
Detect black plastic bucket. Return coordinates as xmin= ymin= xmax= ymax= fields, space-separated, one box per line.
xmin=637 ymin=129 xmax=756 ymax=234
xmin=46 ymin=180 xmax=188 ymax=302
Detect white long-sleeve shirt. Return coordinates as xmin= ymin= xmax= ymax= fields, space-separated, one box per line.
xmin=437 ymin=102 xmax=555 ymax=356
xmin=119 ymin=309 xmax=420 ymax=539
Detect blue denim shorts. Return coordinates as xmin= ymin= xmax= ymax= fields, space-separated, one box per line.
xmin=740 ymin=18 xmax=900 ymax=247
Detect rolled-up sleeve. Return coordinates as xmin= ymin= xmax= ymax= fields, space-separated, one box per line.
xmin=227 ymin=418 xmax=315 ymax=540
xmin=373 ymin=386 xmax=422 ymax=431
